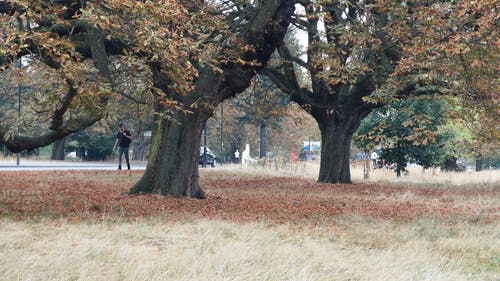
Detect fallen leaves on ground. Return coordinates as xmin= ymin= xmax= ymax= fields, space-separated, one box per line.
xmin=0 ymin=170 xmax=498 ymax=225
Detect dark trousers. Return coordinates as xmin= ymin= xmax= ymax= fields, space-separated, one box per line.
xmin=118 ymin=146 xmax=130 ymax=169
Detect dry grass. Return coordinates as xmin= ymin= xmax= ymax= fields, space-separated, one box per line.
xmin=0 ymin=218 xmax=498 ymax=281
xmin=0 ymin=166 xmax=498 ymax=280
xmin=230 ymin=161 xmax=500 ymax=188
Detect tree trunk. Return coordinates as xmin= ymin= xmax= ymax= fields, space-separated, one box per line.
xmin=259 ymin=121 xmax=267 ymax=159
xmin=318 ymin=126 xmax=353 ymax=183
xmin=132 ymin=127 xmax=149 ymax=161
xmin=128 ymin=110 xmax=209 ymax=198
xmin=442 ymin=156 xmax=458 ymax=171
xmin=476 ymin=153 xmax=483 ymax=172
xmin=126 ymin=0 xmax=294 ymax=198
xmin=316 ymin=113 xmax=363 ymax=184
xmin=132 ymin=142 xmax=149 ymax=161
xmin=50 ymin=138 xmax=65 ymax=160
xmin=396 ymin=168 xmax=402 ymax=177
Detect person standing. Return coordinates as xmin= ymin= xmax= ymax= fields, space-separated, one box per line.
xmin=234 ymin=149 xmax=240 ymax=163
xmin=370 ymin=150 xmax=379 ymax=170
xmin=113 ymin=123 xmax=132 ymax=170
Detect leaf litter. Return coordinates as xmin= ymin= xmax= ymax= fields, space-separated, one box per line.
xmin=0 ymin=170 xmax=498 ymax=225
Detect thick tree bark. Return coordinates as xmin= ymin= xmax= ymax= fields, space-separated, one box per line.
xmin=50 ymin=138 xmax=66 ymax=160
xmin=318 ymin=125 xmax=353 ymax=183
xmin=129 ymin=109 xmax=209 ymax=198
xmin=259 ymin=122 xmax=267 ymax=158
xmin=475 ymin=154 xmax=483 ymax=172
xmin=316 ymin=111 xmax=365 ymax=184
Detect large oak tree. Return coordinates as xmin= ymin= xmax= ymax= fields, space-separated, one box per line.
xmin=122 ymin=0 xmax=295 ymax=198
xmin=1 ymin=0 xmax=295 ymax=198
xmin=264 ymin=0 xmax=498 ymax=183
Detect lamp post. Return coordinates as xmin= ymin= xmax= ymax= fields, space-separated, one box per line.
xmin=202 ymin=125 xmax=207 ymax=168
xmin=220 ymin=103 xmax=224 ymax=164
xmin=16 ymin=57 xmax=22 ymax=166
xmin=308 ymin=137 xmax=312 ymax=161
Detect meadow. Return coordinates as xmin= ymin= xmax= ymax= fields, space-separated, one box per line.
xmin=0 ymin=164 xmax=498 ymax=280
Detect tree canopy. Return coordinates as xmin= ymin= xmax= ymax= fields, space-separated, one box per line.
xmin=263 ymin=0 xmax=498 ymax=183
xmin=1 ymin=0 xmax=497 ymax=196
xmin=355 ymin=96 xmax=450 ymax=176
xmin=1 ymin=0 xmax=295 ymax=198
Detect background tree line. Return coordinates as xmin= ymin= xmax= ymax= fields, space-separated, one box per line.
xmin=1 ymin=0 xmax=498 ymax=198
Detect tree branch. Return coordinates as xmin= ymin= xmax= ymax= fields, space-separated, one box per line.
xmin=394 ymin=75 xmax=449 ymax=98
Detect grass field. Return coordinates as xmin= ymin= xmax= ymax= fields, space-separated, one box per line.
xmin=0 ymin=165 xmax=498 ymax=280
xmin=243 ymin=161 xmax=500 ymax=187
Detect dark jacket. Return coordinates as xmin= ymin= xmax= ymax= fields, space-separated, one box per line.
xmin=116 ymin=130 xmax=132 ymax=148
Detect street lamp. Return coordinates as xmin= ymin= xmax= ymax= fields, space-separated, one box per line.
xmin=202 ymin=124 xmax=207 ymax=168
xmin=220 ymin=102 xmax=224 ymax=164
xmin=308 ymin=137 xmax=312 ymax=160
xmin=16 ymin=56 xmax=22 ymax=166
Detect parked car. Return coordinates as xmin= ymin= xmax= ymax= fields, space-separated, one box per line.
xmin=199 ymin=147 xmax=216 ymax=167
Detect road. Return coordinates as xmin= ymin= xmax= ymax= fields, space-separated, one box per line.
xmin=0 ymin=160 xmax=147 ymax=171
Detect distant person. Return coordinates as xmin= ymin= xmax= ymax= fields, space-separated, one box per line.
xmin=370 ymin=150 xmax=379 ymax=169
xmin=113 ymin=123 xmax=132 ymax=170
xmin=234 ymin=149 xmax=240 ymax=163
xmin=290 ymin=152 xmax=299 ymax=164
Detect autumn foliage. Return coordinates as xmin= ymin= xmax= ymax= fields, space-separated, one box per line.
xmin=0 ymin=170 xmax=497 ymax=225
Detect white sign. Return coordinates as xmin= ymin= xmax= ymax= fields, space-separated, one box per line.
xmin=303 ymin=141 xmax=320 ymax=151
